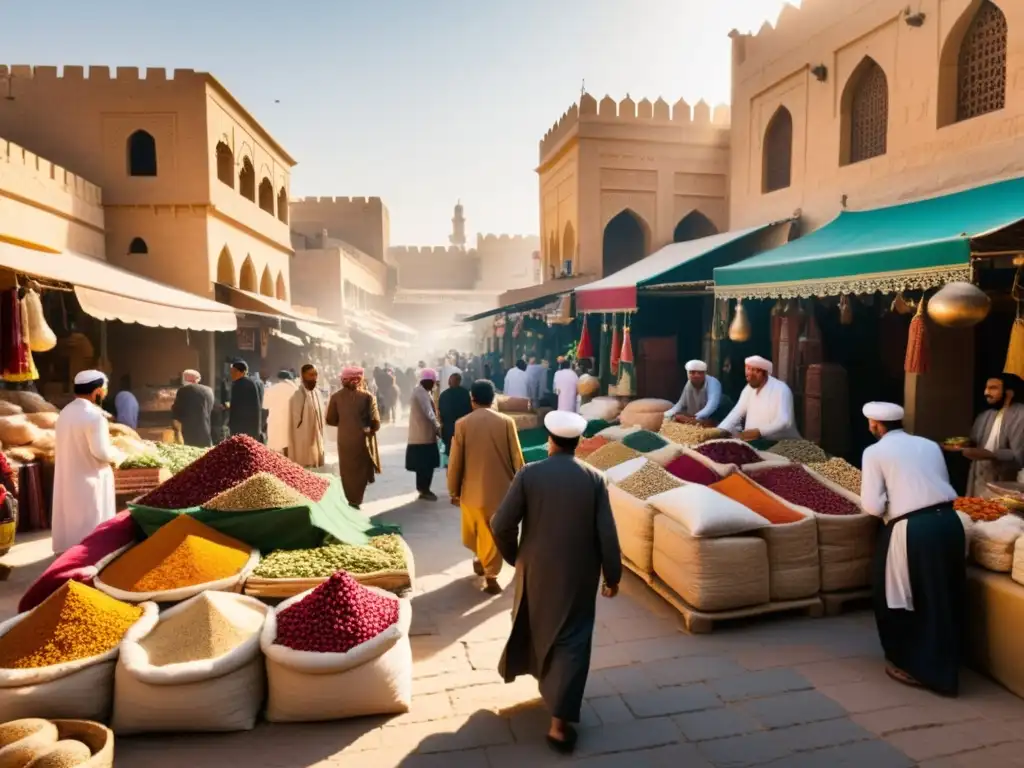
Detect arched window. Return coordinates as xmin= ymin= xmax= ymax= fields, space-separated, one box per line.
xmin=127 ymin=130 xmax=157 ymax=177
xmin=762 ymin=107 xmax=793 ymax=193
xmin=128 ymin=237 xmax=148 ymax=255
xmin=260 ymin=267 xmax=274 ymax=297
xmin=277 ymin=188 xmax=288 ymax=224
xmin=673 ymin=211 xmax=719 ymax=243
xmin=258 ymin=178 xmax=275 ymax=215
xmin=602 ymin=210 xmax=649 ymax=277
xmin=562 ymin=222 xmax=576 ymax=270
xmin=216 ymin=247 xmax=235 ymax=286
xmin=957 ymin=0 xmax=1007 ymax=122
xmin=842 ymin=58 xmax=889 ymax=165
xmin=240 ymin=256 xmax=258 ymax=292
xmin=216 ymin=142 xmax=234 ymax=188
xmin=239 ymin=158 xmax=255 ymax=202
xmin=275 ymin=272 xmax=287 ymax=300
xmin=548 ymin=232 xmax=560 ymax=277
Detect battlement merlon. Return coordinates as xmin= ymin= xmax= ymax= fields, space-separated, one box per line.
xmin=538 ymin=92 xmax=731 ymax=164
xmin=729 ymin=0 xmax=837 ymax=72
xmin=0 ymin=65 xmax=296 ymax=166
xmin=1 ymin=136 xmax=103 ymax=207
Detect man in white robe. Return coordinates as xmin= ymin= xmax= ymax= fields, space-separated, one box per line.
xmin=264 ymin=370 xmax=298 ymax=455
xmin=288 ymin=364 xmax=326 ymax=469
xmin=860 ymin=402 xmax=964 ymax=695
xmin=718 ymin=356 xmax=800 ymax=440
xmin=51 ymin=370 xmax=124 ymax=554
xmin=553 ymin=358 xmax=579 ymax=413
xmin=504 ymin=360 xmax=530 ymax=399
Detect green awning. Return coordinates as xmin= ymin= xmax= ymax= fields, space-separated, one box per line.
xmin=714 ymin=176 xmax=1024 ymax=300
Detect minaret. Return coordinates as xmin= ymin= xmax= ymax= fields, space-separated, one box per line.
xmin=449 ymin=200 xmax=467 ymax=248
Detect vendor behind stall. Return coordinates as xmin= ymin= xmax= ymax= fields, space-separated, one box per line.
xmin=957 ymin=373 xmax=1024 ymax=497
xmin=663 ymin=360 xmax=732 ymax=425
xmin=718 ymin=356 xmax=800 ymax=441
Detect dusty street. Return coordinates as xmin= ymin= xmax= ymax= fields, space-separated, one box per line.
xmin=3 ymin=422 xmax=1024 ymax=766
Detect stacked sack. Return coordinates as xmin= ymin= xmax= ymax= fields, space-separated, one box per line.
xmin=618 ymin=399 xmax=674 ymax=432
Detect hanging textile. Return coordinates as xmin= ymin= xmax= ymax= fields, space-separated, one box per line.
xmin=1 ymin=290 xmax=31 ymax=383
xmin=610 ymin=314 xmax=622 ymax=376
xmin=617 ymin=319 xmax=636 ymax=396
xmin=770 ymin=301 xmax=784 ymax=364
xmin=577 ymin=317 xmax=593 ymax=359
xmin=1006 ymin=272 xmax=1024 ymax=378
xmin=904 ymin=298 xmax=930 ymax=374
xmin=598 ymin=314 xmax=613 ymax=395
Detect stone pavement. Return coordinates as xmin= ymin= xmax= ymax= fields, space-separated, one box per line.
xmin=5 ymin=422 xmax=1024 ymax=766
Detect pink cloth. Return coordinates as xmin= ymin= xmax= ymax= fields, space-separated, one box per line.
xmin=341 ymin=366 xmax=364 ymax=380
xmin=418 ymin=368 xmax=438 ymax=382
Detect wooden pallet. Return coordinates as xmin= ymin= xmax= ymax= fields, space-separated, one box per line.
xmin=650 ymin=576 xmax=824 ymax=634
xmin=621 ymin=555 xmax=654 ymax=585
xmin=821 ymin=588 xmax=873 ymax=617
xmin=115 ymin=467 xmax=170 ymax=496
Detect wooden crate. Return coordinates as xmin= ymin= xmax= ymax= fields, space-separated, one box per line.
xmin=114 ymin=467 xmax=170 ymax=496
xmin=821 ymin=588 xmax=873 ymax=617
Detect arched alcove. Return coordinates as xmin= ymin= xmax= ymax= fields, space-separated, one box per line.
xmin=277 ymin=188 xmax=288 ymax=223
xmin=602 ymin=210 xmax=649 ymax=276
xmin=548 ymin=231 xmax=561 ymax=277
xmin=562 ymin=222 xmax=576 ymax=270
xmin=127 ymin=130 xmax=157 ymax=177
xmin=216 ymin=142 xmax=234 ymax=187
xmin=840 ymin=57 xmax=889 ymax=165
xmin=762 ymin=107 xmax=793 ymax=193
xmin=216 ymin=247 xmax=236 ymax=286
xmin=276 ymin=272 xmax=287 ymax=300
xmin=127 ymin=237 xmax=149 ymax=255
xmin=240 ymin=256 xmax=258 ymax=292
xmin=258 ymin=178 xmax=275 ymax=215
xmin=239 ymin=158 xmax=255 ymax=202
xmin=673 ymin=211 xmax=719 ymax=243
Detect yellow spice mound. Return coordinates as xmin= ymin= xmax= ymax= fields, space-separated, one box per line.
xmin=0 ymin=581 xmax=143 ymax=669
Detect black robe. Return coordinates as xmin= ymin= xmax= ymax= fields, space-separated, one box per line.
xmin=873 ymin=502 xmax=966 ymax=696
xmin=229 ymin=376 xmax=263 ymax=441
xmin=491 ymin=453 xmax=622 ymax=721
xmin=171 ymin=383 xmax=215 ymax=447
xmin=438 ymin=386 xmax=472 ymax=454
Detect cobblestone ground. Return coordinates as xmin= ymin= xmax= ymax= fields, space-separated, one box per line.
xmin=4 ymin=421 xmax=1024 ymax=766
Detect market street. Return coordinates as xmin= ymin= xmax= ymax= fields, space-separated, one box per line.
xmin=1 ymin=421 xmax=1021 ymax=767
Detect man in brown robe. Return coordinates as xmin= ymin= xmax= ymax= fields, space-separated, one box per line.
xmin=326 ymin=365 xmax=381 ymax=509
xmin=288 ymin=364 xmax=326 ymax=469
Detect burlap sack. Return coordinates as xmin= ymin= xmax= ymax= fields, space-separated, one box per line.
xmin=970 ymin=517 xmax=1024 ymax=573
xmin=757 ymin=514 xmax=821 ymax=601
xmin=652 ymin=515 xmax=769 ymax=612
xmin=608 ymin=485 xmax=657 ymax=576
xmin=1011 ymin=537 xmax=1024 ymax=587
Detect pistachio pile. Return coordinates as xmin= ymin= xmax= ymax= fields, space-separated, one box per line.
xmin=616 ymin=462 xmax=683 ymax=501
xmin=584 ymin=442 xmax=642 ymax=471
xmin=659 ymin=422 xmax=722 ymax=446
xmin=807 ymin=458 xmax=862 ymax=496
xmin=253 ymin=535 xmax=407 ymax=579
xmin=766 ymin=440 xmax=829 ymax=464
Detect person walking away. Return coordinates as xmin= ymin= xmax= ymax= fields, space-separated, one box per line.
xmin=718 ymin=356 xmax=800 ymax=440
xmin=525 ymin=357 xmax=546 ymax=404
xmin=407 ymin=368 xmax=441 ymax=500
xmin=52 ymin=371 xmax=125 ymax=554
xmin=448 ymin=379 xmax=524 ymax=594
xmin=288 ymin=364 xmax=326 ymax=469
xmin=381 ymin=366 xmax=400 ymax=423
xmin=326 ymin=366 xmax=381 ymax=509
xmin=264 ymin=370 xmax=298 ymax=455
xmin=172 ymin=369 xmax=215 ymax=447
xmin=439 ymin=356 xmax=460 ymax=395
xmin=438 ymin=371 xmax=473 ymax=457
xmin=491 ymin=410 xmax=621 ymax=752
xmin=504 ymin=359 xmax=529 ymax=399
xmin=553 ymin=358 xmax=579 ymax=413
xmin=227 ymin=360 xmax=263 ymax=441
xmin=953 ymin=373 xmax=1024 ymax=497
xmin=861 ymin=401 xmax=965 ymax=695
xmin=664 ymin=359 xmax=733 ymax=425
xmin=113 ymin=374 xmax=139 ymax=429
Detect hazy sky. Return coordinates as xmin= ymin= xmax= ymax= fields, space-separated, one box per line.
xmin=1 ymin=0 xmax=798 ymax=245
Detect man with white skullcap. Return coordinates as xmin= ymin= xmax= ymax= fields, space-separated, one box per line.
xmin=717 ymin=355 xmax=800 ymax=440
xmin=664 ymin=360 xmax=730 ymax=424
xmin=172 ymin=369 xmax=215 ymax=447
xmin=51 ymin=371 xmax=124 ymax=554
xmin=491 ymin=409 xmax=621 ymax=753
xmin=860 ymin=402 xmax=964 ymax=695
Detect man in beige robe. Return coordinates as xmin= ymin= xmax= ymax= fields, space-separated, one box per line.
xmin=447 ymin=379 xmax=524 ymax=594
xmin=326 ymin=365 xmax=381 ymax=509
xmin=288 ymin=364 xmax=326 ymax=469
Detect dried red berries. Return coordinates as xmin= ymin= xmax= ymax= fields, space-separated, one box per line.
xmin=696 ymin=441 xmax=762 ymax=467
xmin=138 ymin=435 xmax=330 ymax=509
xmin=275 ymin=571 xmax=399 ymax=653
xmin=753 ymin=465 xmax=860 ymax=516
xmin=664 ymin=455 xmax=720 ymax=485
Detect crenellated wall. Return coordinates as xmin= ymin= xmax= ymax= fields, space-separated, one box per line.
xmin=290 ymin=197 xmax=390 ymax=262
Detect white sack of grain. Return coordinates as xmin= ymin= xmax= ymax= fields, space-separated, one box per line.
xmin=644 ymin=441 xmax=686 ymax=467
xmin=608 ymin=485 xmax=657 ymax=579
xmin=25 ymin=412 xmax=58 ymax=430
xmin=603 ymin=457 xmax=647 ymax=484
xmin=596 ymin=424 xmax=641 ymax=442
xmin=1011 ymin=536 xmax=1024 ymax=587
xmin=579 ymin=397 xmax=622 ymax=422
xmin=648 ymin=483 xmax=771 ymax=538
xmin=112 ymin=592 xmax=268 ymax=734
xmin=971 ymin=516 xmax=1024 ymax=573
xmin=0 ymin=602 xmax=157 ymax=723
xmin=262 ymin=587 xmax=412 ymax=722
xmin=24 ymin=289 xmax=57 ymax=353
xmin=652 ymin=515 xmax=769 ymax=612
xmin=619 ymin=399 xmax=674 ymax=432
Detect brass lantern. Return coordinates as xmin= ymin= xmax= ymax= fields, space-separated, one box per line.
xmin=728 ymin=300 xmax=752 ymax=342
xmin=926 ymin=282 xmax=991 ymax=328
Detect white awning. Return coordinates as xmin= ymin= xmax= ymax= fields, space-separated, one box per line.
xmin=215 ymin=284 xmax=336 ymax=328
xmin=0 ymin=243 xmax=237 ymax=333
xmin=269 ymin=328 xmax=304 ymax=346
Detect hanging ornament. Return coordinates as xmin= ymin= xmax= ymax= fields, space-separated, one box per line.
xmin=610 ymin=315 xmax=622 ymax=376
xmin=927 ymin=282 xmax=991 ymax=328
xmin=729 ymin=300 xmax=751 ymax=342
xmin=904 ymin=298 xmax=930 ymax=374
xmin=512 ymin=314 xmax=523 ymax=338
xmin=577 ymin=317 xmax=594 ymax=358
xmin=617 ymin=317 xmax=636 ymax=397
xmin=839 ymin=295 xmax=854 ymax=326
xmin=620 ymin=321 xmax=634 ymax=365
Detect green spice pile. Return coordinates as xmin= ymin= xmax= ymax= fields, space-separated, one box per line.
xmin=156 ymin=443 xmax=209 ymax=475
xmin=204 ymin=472 xmax=308 ymax=511
xmin=253 ymin=535 xmax=407 ymax=579
xmin=119 ymin=454 xmax=163 ymax=470
xmin=117 ymin=442 xmax=207 ymax=474
xmin=141 ymin=592 xmax=264 ymax=666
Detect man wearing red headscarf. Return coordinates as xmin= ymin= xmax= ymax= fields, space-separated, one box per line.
xmin=326 ymin=366 xmax=381 ymax=509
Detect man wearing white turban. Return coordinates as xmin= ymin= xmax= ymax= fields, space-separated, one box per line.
xmin=717 ymin=356 xmax=800 ymax=440
xmin=51 ymin=371 xmax=124 ymax=553
xmin=860 ymin=402 xmax=964 ymax=696
xmin=664 ymin=360 xmax=731 ymax=424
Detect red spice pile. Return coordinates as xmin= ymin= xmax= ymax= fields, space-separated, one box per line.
xmin=753 ymin=465 xmax=859 ymax=516
xmin=664 ymin=454 xmax=720 ymax=486
xmin=138 ymin=435 xmax=330 ymax=509
xmin=275 ymin=571 xmax=399 ymax=653
xmin=696 ymin=440 xmax=762 ymax=466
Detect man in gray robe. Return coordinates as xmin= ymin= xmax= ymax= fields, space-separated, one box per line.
xmin=959 ymin=373 xmax=1024 ymax=497
xmin=663 ymin=359 xmax=732 ymax=425
xmin=491 ymin=410 xmax=622 ymax=754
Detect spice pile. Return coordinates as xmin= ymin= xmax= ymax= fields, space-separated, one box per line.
xmin=696 ymin=440 xmax=762 ymax=466
xmin=711 ymin=474 xmax=805 ymax=524
xmin=659 ymin=422 xmax=716 ymax=446
xmin=753 ymin=465 xmax=860 ymax=516
xmin=275 ymin=571 xmax=399 ymax=653
xmin=204 ymin=473 xmax=308 ymax=512
xmin=141 ymin=593 xmax=265 ymax=666
xmin=664 ymin=454 xmax=720 ymax=485
xmin=576 ymin=436 xmax=609 ymax=459
xmin=100 ymin=515 xmax=251 ymax=593
xmin=621 ymin=430 xmax=669 ymax=453
xmin=156 ymin=443 xmax=209 ymax=475
xmin=807 ymin=458 xmax=862 ymax=495
xmin=954 ymin=497 xmax=1008 ymax=522
xmin=616 ymin=462 xmax=683 ymax=500
xmin=584 ymin=442 xmax=642 ymax=471
xmin=766 ymin=440 xmax=828 ymax=464
xmin=0 ymin=581 xmax=142 ymax=669
xmin=139 ymin=435 xmax=330 ymax=509
xmin=253 ymin=535 xmax=407 ymax=579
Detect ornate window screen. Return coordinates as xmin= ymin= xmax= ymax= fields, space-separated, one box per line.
xmin=762 ymin=108 xmax=793 ymax=193
xmin=850 ymin=62 xmax=888 ymax=163
xmin=957 ymin=0 xmax=1007 ymax=123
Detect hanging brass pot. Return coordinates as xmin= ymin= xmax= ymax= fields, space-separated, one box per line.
xmin=927 ymin=282 xmax=991 ymax=328
xmin=729 ymin=300 xmax=752 ymax=342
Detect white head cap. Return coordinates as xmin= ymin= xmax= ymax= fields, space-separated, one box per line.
xmin=73 ymin=369 xmax=107 ymax=387
xmin=862 ymin=402 xmax=904 ymax=422
xmin=745 ymin=356 xmax=773 ymax=375
xmin=685 ymin=360 xmax=708 ymax=373
xmin=544 ymin=410 xmax=587 ymax=439
xmin=182 ymin=369 xmax=201 ymax=384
